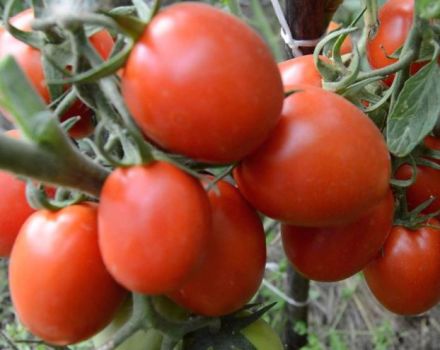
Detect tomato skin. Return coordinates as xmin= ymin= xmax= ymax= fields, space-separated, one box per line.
xmin=0 ymin=9 xmax=113 ymax=138
xmin=366 ymin=0 xmax=424 ymax=85
xmin=9 ymin=204 xmax=126 ymax=345
xmin=0 ymin=130 xmax=34 ymax=257
xmin=169 ymin=179 xmax=266 ymax=316
xmin=122 ymin=3 xmax=283 ymax=163
xmin=98 ymin=162 xmax=212 ymax=295
xmin=278 ymin=55 xmax=323 ymax=90
xmin=282 ymin=190 xmax=394 ymax=282
xmin=234 ymin=85 xmax=391 ymax=227
xmin=364 ymin=221 xmax=440 ymax=315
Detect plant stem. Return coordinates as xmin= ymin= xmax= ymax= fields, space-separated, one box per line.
xmin=0 ymin=135 xmax=108 ymax=197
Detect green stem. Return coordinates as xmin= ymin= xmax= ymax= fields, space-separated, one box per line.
xmin=97 ymin=294 xmax=147 ymax=350
xmin=0 ymin=135 xmax=108 ymax=197
xmin=0 ymin=56 xmax=109 ymax=197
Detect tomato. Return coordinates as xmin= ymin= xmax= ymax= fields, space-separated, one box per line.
xmin=98 ymin=161 xmax=211 ymax=295
xmin=395 ymin=136 xmax=440 ymax=216
xmin=0 ymin=9 xmax=113 ymax=138
xmin=327 ymin=21 xmax=353 ymax=55
xmin=9 ymin=204 xmax=126 ymax=345
xmin=122 ymin=3 xmax=283 ymax=163
xmin=234 ymin=85 xmax=391 ymax=227
xmin=0 ymin=130 xmax=34 ymax=257
xmin=241 ymin=318 xmax=284 ymax=350
xmin=169 ymin=179 xmax=266 ymax=316
xmin=366 ymin=0 xmax=425 ymax=85
xmin=364 ymin=221 xmax=440 ymax=315
xmin=282 ymin=190 xmax=394 ymax=282
xmin=93 ymin=297 xmax=163 ymax=350
xmin=278 ymin=55 xmax=323 ymax=90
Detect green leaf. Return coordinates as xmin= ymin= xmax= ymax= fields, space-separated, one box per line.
xmin=386 ymin=60 xmax=440 ymax=157
xmin=416 ymin=0 xmax=440 ymax=19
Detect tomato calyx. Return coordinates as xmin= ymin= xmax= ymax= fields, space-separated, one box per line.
xmin=182 ymin=303 xmax=276 ymax=350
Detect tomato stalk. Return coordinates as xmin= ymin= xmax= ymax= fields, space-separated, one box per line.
xmin=0 ymin=56 xmax=108 ymax=197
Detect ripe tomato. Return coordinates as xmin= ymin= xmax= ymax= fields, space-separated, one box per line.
xmin=364 ymin=221 xmax=440 ymax=315
xmin=395 ymin=136 xmax=440 ymax=216
xmin=0 ymin=130 xmax=34 ymax=257
xmin=98 ymin=161 xmax=211 ymax=295
xmin=9 ymin=204 xmax=126 ymax=345
xmin=366 ymin=0 xmax=424 ymax=85
xmin=278 ymin=55 xmax=323 ymax=91
xmin=0 ymin=9 xmax=113 ymax=138
xmin=282 ymin=190 xmax=394 ymax=282
xmin=169 ymin=179 xmax=266 ymax=316
xmin=234 ymin=85 xmax=391 ymax=227
xmin=122 ymin=3 xmax=283 ymax=163
xmin=327 ymin=21 xmax=353 ymax=55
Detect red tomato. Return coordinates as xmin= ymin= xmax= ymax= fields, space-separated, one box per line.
xmin=327 ymin=21 xmax=353 ymax=55
xmin=9 ymin=204 xmax=126 ymax=345
xmin=364 ymin=221 xmax=440 ymax=315
xmin=395 ymin=136 xmax=440 ymax=216
xmin=122 ymin=3 xmax=283 ymax=163
xmin=366 ymin=0 xmax=425 ymax=85
xmin=169 ymin=179 xmax=266 ymax=316
xmin=234 ymin=85 xmax=391 ymax=227
xmin=98 ymin=161 xmax=211 ymax=295
xmin=0 ymin=9 xmax=113 ymax=138
xmin=282 ymin=190 xmax=394 ymax=282
xmin=278 ymin=55 xmax=323 ymax=90
xmin=0 ymin=130 xmax=34 ymax=257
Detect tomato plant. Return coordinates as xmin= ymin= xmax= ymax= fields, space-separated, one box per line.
xmin=282 ymin=190 xmax=394 ymax=281
xmin=364 ymin=221 xmax=440 ymax=315
xmin=240 ymin=317 xmax=284 ymax=350
xmin=122 ymin=2 xmax=284 ymax=163
xmin=98 ymin=161 xmax=212 ymax=295
xmin=93 ymin=298 xmax=163 ymax=350
xmin=327 ymin=21 xmax=352 ymax=55
xmin=9 ymin=203 xmax=126 ymax=345
xmin=0 ymin=9 xmax=113 ymax=138
xmin=169 ymin=179 xmax=266 ymax=316
xmin=366 ymin=0 xmax=424 ymax=85
xmin=0 ymin=130 xmax=34 ymax=257
xmin=234 ymin=85 xmax=391 ymax=227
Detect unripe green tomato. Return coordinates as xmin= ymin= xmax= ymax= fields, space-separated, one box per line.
xmin=92 ymin=298 xmax=163 ymax=350
xmin=241 ymin=318 xmax=284 ymax=350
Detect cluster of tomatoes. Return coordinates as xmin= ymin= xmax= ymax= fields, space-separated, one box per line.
xmin=0 ymin=0 xmax=439 ymax=348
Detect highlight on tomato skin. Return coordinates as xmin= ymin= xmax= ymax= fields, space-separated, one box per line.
xmin=0 ymin=9 xmax=113 ymax=138
xmin=8 ymin=203 xmax=127 ymax=346
xmin=234 ymin=85 xmax=391 ymax=227
xmin=122 ymin=2 xmax=284 ymax=164
xmin=169 ymin=179 xmax=266 ymax=317
xmin=363 ymin=221 xmax=440 ymax=316
xmin=98 ymin=161 xmax=212 ymax=295
xmin=281 ymin=190 xmax=394 ymax=282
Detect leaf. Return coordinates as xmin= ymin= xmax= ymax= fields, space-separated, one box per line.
xmin=416 ymin=0 xmax=440 ymax=19
xmin=386 ymin=60 xmax=440 ymax=157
